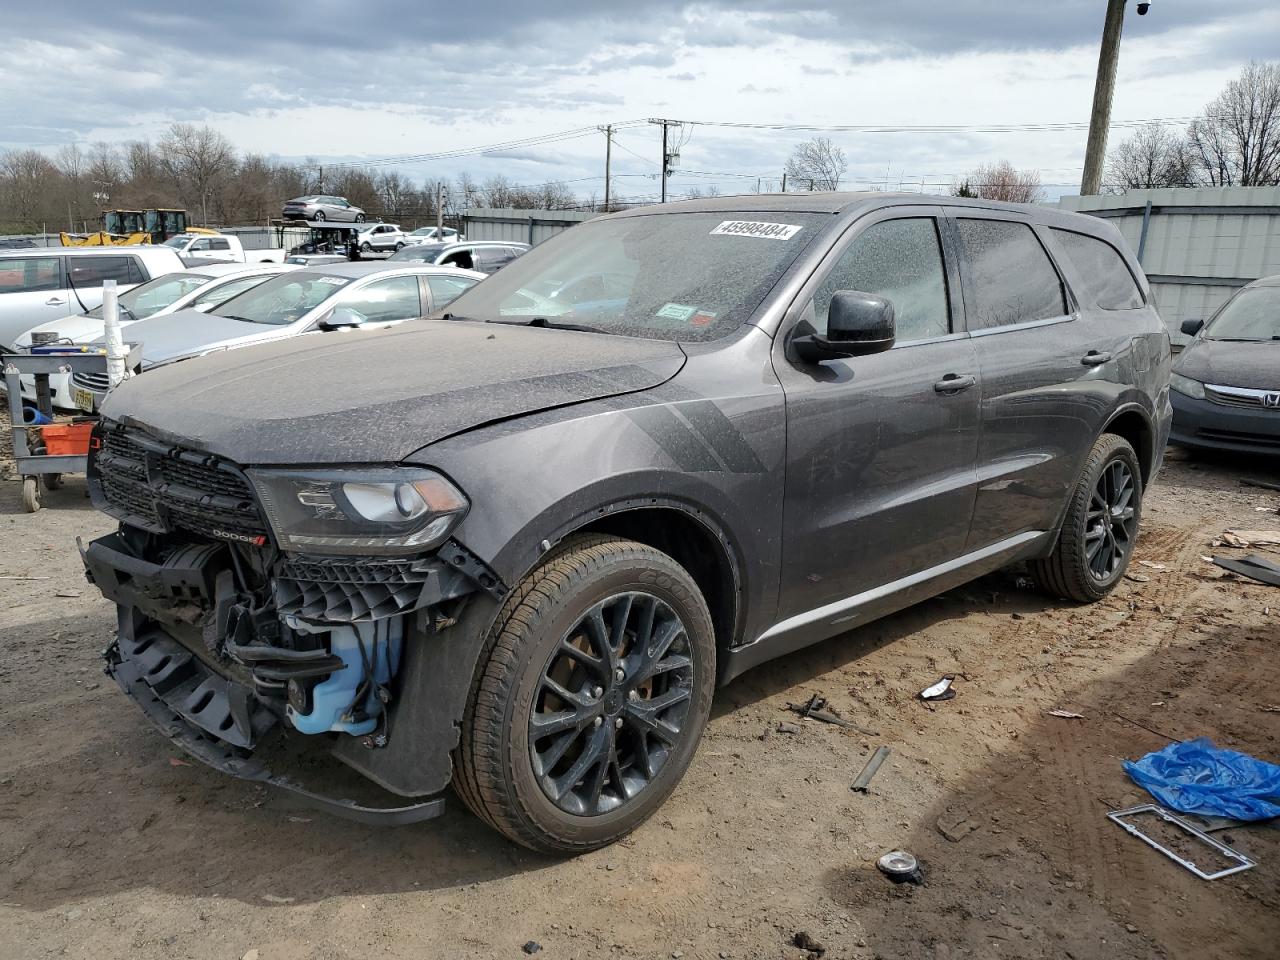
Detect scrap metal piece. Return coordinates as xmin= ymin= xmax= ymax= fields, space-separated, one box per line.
xmin=1107 ymin=804 xmax=1256 ymax=880
xmin=851 ymin=745 xmax=891 ymax=793
xmin=1211 ymin=554 xmax=1280 ymax=587
xmin=786 ymin=693 xmax=879 ymax=736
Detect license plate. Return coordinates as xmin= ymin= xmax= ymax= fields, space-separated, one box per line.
xmin=72 ymin=387 xmax=95 ymax=412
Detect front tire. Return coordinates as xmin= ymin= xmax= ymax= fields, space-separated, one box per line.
xmin=454 ymin=535 xmax=715 ymax=854
xmin=360 ymin=242 xmax=372 ymax=253
xmin=1031 ymin=433 xmax=1142 ymax=602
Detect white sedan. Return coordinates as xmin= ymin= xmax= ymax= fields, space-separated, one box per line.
xmin=13 ymin=263 xmax=297 ymax=411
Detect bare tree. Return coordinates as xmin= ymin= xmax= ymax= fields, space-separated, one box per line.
xmin=1185 ymin=61 xmax=1280 ymax=186
xmin=951 ymin=160 xmax=1045 ymax=204
xmin=784 ymin=137 xmax=847 ymax=191
xmin=1106 ymin=124 xmax=1197 ymax=190
xmin=158 ymin=123 xmax=236 ymax=220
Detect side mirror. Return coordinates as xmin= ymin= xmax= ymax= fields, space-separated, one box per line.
xmin=792 ymin=291 xmax=896 ymax=363
xmin=1180 ymin=318 xmax=1204 ymax=337
xmin=318 ymin=306 xmax=366 ymax=330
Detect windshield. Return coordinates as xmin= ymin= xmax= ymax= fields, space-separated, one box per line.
xmin=1205 ymin=286 xmax=1280 ymax=341
xmin=162 ymin=235 xmax=193 ymax=248
xmin=86 ymin=272 xmax=211 ymax=319
xmin=389 ymin=243 xmax=446 ymax=262
xmin=439 ymin=211 xmax=827 ymax=341
xmin=209 ymin=271 xmax=353 ymax=325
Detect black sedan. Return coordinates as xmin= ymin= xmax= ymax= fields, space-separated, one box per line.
xmin=1169 ymin=274 xmax=1280 ymax=455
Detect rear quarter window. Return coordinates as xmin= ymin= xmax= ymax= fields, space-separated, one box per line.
xmin=955 ymin=219 xmax=1067 ymax=329
xmin=1050 ymin=228 xmax=1144 ymax=310
xmin=70 ymin=255 xmax=145 ymax=286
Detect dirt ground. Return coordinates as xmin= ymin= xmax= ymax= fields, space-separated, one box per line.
xmin=1 ymin=433 xmax=1278 ymax=960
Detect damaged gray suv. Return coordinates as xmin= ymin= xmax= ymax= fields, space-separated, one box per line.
xmin=81 ymin=193 xmax=1171 ymax=853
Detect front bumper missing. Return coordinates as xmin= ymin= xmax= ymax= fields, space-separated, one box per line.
xmin=81 ymin=530 xmax=467 ymax=825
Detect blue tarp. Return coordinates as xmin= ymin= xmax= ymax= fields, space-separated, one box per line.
xmin=1124 ymin=738 xmax=1280 ymax=822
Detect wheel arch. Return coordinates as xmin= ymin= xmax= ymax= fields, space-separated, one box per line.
xmin=532 ymin=498 xmax=746 ymax=667
xmin=1101 ymin=403 xmax=1156 ymax=484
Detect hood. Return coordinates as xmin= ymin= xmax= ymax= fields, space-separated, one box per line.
xmin=1174 ymin=337 xmax=1280 ymax=391
xmin=102 ymin=320 xmax=686 ymax=464
xmin=15 ymin=311 xmax=98 ymax=346
xmin=103 ymin=309 xmax=276 ymax=364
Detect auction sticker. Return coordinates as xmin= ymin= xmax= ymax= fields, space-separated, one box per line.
xmin=316 ymin=276 xmax=350 ymax=286
xmin=710 ymin=220 xmax=803 ymax=240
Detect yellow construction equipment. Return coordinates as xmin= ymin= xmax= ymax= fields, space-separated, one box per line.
xmin=59 ymin=230 xmax=151 ymax=247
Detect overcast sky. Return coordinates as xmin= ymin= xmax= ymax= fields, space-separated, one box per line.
xmin=3 ymin=1 xmax=1277 ymax=201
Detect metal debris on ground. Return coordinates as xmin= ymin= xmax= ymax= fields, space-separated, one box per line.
xmin=1048 ymin=709 xmax=1085 ymax=719
xmin=522 ymin=941 xmax=542 ymax=955
xmin=1136 ymin=560 xmax=1166 ymax=570
xmin=876 ymin=849 xmax=923 ymax=884
xmin=851 ymin=745 xmax=892 ymax=793
xmin=1125 ymin=573 xmax=1151 ymax=583
xmin=1211 ymin=554 xmax=1280 ymax=587
xmin=786 ymin=693 xmax=879 ymax=735
xmin=776 ymin=721 xmax=802 ymax=735
xmin=1107 ymin=805 xmax=1256 ymax=881
xmin=919 ymin=676 xmax=955 ymax=701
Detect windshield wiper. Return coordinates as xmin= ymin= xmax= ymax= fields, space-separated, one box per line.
xmin=1208 ymin=337 xmax=1274 ymax=342
xmin=490 ymin=316 xmax=605 ymax=334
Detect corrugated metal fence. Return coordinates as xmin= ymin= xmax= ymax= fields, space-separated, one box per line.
xmin=1058 ymin=186 xmax=1280 ymax=342
xmin=459 ymin=208 xmax=595 ymax=246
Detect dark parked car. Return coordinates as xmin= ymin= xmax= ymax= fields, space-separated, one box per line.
xmin=1169 ymin=275 xmax=1280 ymax=455
xmin=80 ymin=193 xmax=1171 ymax=854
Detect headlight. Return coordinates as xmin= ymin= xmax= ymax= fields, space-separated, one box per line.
xmin=1169 ymin=372 xmax=1205 ymax=400
xmin=250 ymin=467 xmax=469 ymax=555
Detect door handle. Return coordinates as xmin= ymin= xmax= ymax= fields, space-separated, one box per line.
xmin=934 ymin=374 xmax=976 ymax=393
xmin=1081 ymin=350 xmax=1112 ymax=366
xmin=45 ymin=296 xmax=66 ymax=305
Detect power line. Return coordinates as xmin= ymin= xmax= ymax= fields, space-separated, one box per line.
xmin=649 ymin=115 xmax=1201 ymax=134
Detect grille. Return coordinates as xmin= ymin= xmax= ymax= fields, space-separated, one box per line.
xmin=1204 ymin=384 xmax=1279 ymax=409
xmin=96 ymin=423 xmax=269 ymax=542
xmin=275 ymin=555 xmax=441 ymax=621
xmin=72 ymin=369 xmax=111 ymax=391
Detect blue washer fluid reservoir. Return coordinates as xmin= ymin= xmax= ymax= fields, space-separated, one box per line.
xmin=284 ymin=616 xmax=403 ymax=736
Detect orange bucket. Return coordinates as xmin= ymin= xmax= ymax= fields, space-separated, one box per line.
xmin=40 ymin=422 xmax=94 ymax=457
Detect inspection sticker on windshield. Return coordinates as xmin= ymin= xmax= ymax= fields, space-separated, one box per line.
xmin=316 ymin=276 xmax=350 ymax=286
xmin=710 ymin=220 xmax=803 ymax=241
xmin=656 ymin=303 xmax=697 ymax=321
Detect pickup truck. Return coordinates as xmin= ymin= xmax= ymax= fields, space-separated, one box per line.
xmin=161 ymin=233 xmax=286 ymax=264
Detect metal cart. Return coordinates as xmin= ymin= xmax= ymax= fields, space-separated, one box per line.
xmin=2 ymin=345 xmax=140 ymax=512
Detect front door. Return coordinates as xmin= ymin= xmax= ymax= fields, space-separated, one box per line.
xmin=771 ymin=208 xmax=980 ymax=639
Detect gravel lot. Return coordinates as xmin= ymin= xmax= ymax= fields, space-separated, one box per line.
xmin=1 ymin=426 xmax=1277 ymax=960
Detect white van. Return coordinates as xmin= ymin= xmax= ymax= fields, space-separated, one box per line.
xmin=0 ymin=246 xmax=185 ymax=351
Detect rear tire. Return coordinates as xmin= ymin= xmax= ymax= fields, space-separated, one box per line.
xmin=454 ymin=535 xmax=715 ymax=855
xmin=360 ymin=242 xmax=372 ymax=253
xmin=354 ymin=214 xmax=367 ymax=223
xmin=313 ymin=210 xmax=325 ymax=221
xmin=1031 ymin=433 xmax=1142 ymax=602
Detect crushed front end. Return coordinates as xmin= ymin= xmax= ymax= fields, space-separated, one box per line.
xmin=82 ymin=419 xmax=503 ymax=823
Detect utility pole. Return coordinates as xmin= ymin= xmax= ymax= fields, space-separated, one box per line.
xmin=599 ymin=124 xmax=613 ymax=210
xmin=781 ymin=172 xmax=787 ymax=192
xmin=317 ymin=164 xmax=325 ymax=193
xmin=660 ymin=121 xmax=669 ymax=203
xmin=436 ymin=181 xmax=444 ymax=236
xmin=1081 ymin=0 xmax=1128 ymax=195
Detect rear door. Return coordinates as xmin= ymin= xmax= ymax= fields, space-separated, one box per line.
xmin=772 ymin=206 xmax=981 ymax=631
xmin=68 ymin=254 xmax=147 ymax=309
xmin=0 ymin=255 xmax=68 ymax=348
xmin=944 ymin=212 xmax=1104 ymax=550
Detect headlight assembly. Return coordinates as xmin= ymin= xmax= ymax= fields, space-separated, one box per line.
xmin=1169 ymin=372 xmax=1205 ymax=400
xmin=250 ymin=467 xmax=469 ymax=555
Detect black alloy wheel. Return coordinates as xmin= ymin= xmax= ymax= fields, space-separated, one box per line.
xmin=529 ymin=591 xmax=694 ymax=817
xmin=1085 ymin=458 xmax=1137 ymax=581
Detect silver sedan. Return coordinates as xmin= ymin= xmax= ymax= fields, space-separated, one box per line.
xmin=281 ymin=195 xmax=367 ymax=222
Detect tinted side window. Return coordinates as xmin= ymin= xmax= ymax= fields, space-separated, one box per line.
xmin=955 ymin=219 xmax=1066 ymax=329
xmin=0 ymin=257 xmax=61 ymax=294
xmin=69 ymin=256 xmax=139 ymax=287
xmin=210 ymin=238 xmax=231 ymax=251
xmin=1051 ymin=228 xmax=1143 ymax=310
xmin=814 ymin=218 xmax=949 ymax=341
